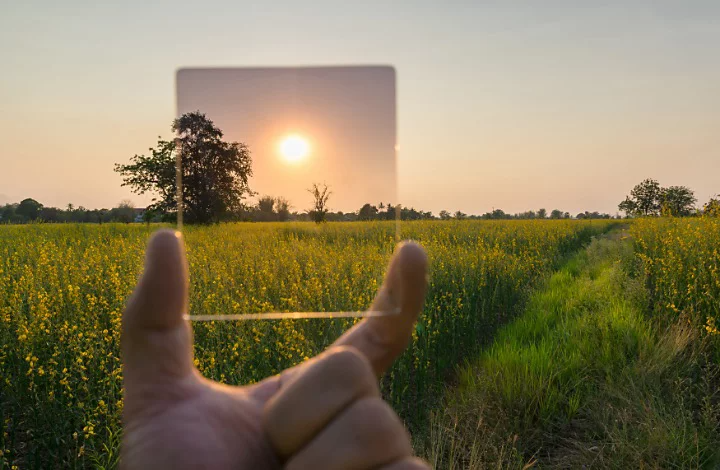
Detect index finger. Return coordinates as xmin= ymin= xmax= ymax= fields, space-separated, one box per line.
xmin=333 ymin=241 xmax=428 ymax=376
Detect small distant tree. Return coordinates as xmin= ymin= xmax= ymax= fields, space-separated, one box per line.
xmin=550 ymin=209 xmax=563 ymax=219
xmin=537 ymin=208 xmax=547 ymax=219
xmin=16 ymin=198 xmax=43 ymax=221
xmin=308 ymin=183 xmax=331 ymax=223
xmin=704 ymin=195 xmax=720 ymax=217
xmin=439 ymin=210 xmax=451 ymax=220
xmin=142 ymin=207 xmax=156 ymax=226
xmin=113 ymin=200 xmax=135 ymax=223
xmin=0 ymin=204 xmax=17 ymax=223
xmin=255 ymin=196 xmax=276 ymax=222
xmin=659 ymin=186 xmax=696 ymax=217
xmin=275 ymin=197 xmax=291 ymax=222
xmin=358 ymin=203 xmax=379 ymax=221
xmin=516 ymin=210 xmax=536 ymax=219
xmin=454 ymin=211 xmax=467 ymax=220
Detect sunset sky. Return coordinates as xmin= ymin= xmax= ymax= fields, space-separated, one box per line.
xmin=176 ymin=66 xmax=397 ymax=212
xmin=1 ymin=1 xmax=719 ymax=215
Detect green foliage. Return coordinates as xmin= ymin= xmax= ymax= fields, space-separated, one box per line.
xmin=115 ymin=112 xmax=253 ymax=224
xmin=16 ymin=198 xmax=43 ymax=221
xmin=425 ymin=233 xmax=720 ymax=468
xmin=704 ymin=196 xmax=720 ymax=217
xmin=619 ymin=179 xmax=697 ymax=217
xmin=660 ymin=185 xmax=697 ymax=216
xmin=632 ymin=178 xmax=662 ymax=216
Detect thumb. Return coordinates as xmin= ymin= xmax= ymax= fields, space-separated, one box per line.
xmin=122 ymin=230 xmax=195 ymax=393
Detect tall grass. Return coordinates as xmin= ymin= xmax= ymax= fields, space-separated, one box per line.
xmin=426 ymin=232 xmax=720 ymax=468
xmin=0 ymin=220 xmax=610 ymax=467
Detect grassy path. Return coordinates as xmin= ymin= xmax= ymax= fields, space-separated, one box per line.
xmin=424 ymin=231 xmax=720 ymax=469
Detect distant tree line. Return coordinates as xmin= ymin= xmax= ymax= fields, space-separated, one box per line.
xmin=0 ymin=199 xmax=150 ymax=224
xmin=619 ymin=179 xmax=719 ymax=217
xmin=0 ymin=196 xmax=620 ymax=224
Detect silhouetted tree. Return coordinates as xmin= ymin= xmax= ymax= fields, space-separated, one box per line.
xmin=115 ymin=112 xmax=253 ymax=224
xmin=255 ymin=196 xmax=276 ymax=222
xmin=308 ymin=183 xmax=331 ymax=223
xmin=537 ymin=208 xmax=547 ymax=219
xmin=16 ymin=198 xmax=43 ymax=221
xmin=618 ymin=197 xmax=637 ymax=217
xmin=112 ymin=200 xmax=135 ymax=223
xmin=275 ymin=197 xmax=291 ymax=222
xmin=358 ymin=203 xmax=379 ymax=221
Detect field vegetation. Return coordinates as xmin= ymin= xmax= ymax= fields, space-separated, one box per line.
xmin=0 ymin=220 xmax=610 ymax=468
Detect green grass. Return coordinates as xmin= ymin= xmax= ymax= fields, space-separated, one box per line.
xmin=425 ymin=232 xmax=720 ymax=469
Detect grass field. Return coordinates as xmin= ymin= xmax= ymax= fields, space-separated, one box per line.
xmin=425 ymin=219 xmax=720 ymax=468
xmin=0 ymin=220 xmax=611 ymax=468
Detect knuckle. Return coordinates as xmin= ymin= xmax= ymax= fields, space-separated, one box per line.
xmin=348 ymin=397 xmax=412 ymax=456
xmin=323 ymin=346 xmax=377 ymax=393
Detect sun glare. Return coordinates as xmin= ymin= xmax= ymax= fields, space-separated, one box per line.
xmin=279 ymin=135 xmax=310 ymax=163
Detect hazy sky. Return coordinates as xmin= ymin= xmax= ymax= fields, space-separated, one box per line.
xmin=177 ymin=67 xmax=397 ymax=212
xmin=1 ymin=1 xmax=719 ymax=215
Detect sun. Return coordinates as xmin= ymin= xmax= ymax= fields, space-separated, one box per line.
xmin=279 ymin=135 xmax=310 ymax=163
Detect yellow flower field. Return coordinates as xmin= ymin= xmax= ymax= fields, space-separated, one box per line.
xmin=631 ymin=217 xmax=720 ymax=332
xmin=0 ymin=220 xmax=611 ymax=467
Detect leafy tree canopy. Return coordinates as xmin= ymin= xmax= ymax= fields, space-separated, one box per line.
xmin=115 ymin=112 xmax=253 ymax=224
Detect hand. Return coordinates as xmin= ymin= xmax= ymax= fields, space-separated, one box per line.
xmin=121 ymin=229 xmax=430 ymax=469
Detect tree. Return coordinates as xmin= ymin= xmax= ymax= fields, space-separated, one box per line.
xmin=618 ymin=196 xmax=638 ymax=217
xmin=537 ymin=208 xmax=547 ymax=219
xmin=112 ymin=200 xmax=136 ymax=223
xmin=619 ymin=179 xmax=661 ymax=217
xmin=275 ymin=197 xmax=291 ymax=222
xmin=550 ymin=209 xmax=563 ymax=219
xmin=358 ymin=203 xmax=379 ymax=221
xmin=142 ymin=208 xmax=157 ymax=225
xmin=659 ymin=186 xmax=696 ymax=216
xmin=115 ymin=112 xmax=253 ymax=224
xmin=0 ymin=204 xmax=17 ymax=223
xmin=308 ymin=183 xmax=331 ymax=223
xmin=516 ymin=210 xmax=536 ymax=219
xmin=454 ymin=211 xmax=467 ymax=220
xmin=16 ymin=198 xmax=43 ymax=221
xmin=255 ymin=196 xmax=276 ymax=222
xmin=439 ymin=210 xmax=451 ymax=220
xmin=704 ymin=195 xmax=720 ymax=217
